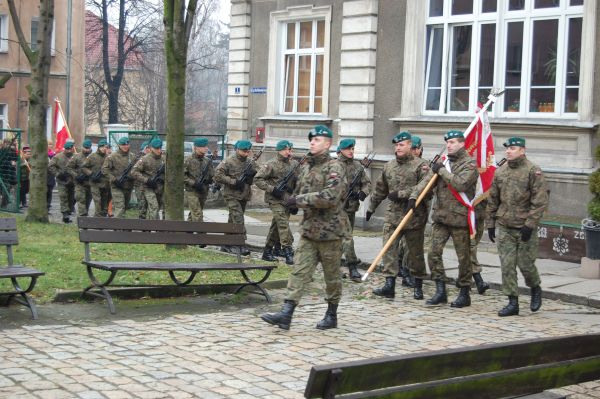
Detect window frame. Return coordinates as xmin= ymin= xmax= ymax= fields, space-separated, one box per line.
xmin=30 ymin=17 xmax=56 ymax=56
xmin=0 ymin=104 xmax=7 ymax=130
xmin=0 ymin=15 xmax=8 ymax=53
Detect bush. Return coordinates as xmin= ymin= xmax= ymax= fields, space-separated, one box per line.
xmin=589 ymin=197 xmax=600 ymax=222
xmin=590 ymin=170 xmax=600 ymax=195
xmin=589 ymin=143 xmax=600 ymax=223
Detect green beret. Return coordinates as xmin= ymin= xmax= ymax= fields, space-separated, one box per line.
xmin=504 ymin=136 xmax=526 ymax=147
xmin=141 ymin=141 xmax=149 ymax=150
xmin=150 ymin=138 xmax=163 ymax=149
xmin=308 ymin=125 xmax=333 ymax=139
xmin=276 ymin=140 xmax=293 ymax=151
xmin=64 ymin=141 xmax=74 ymax=149
xmin=411 ymin=135 xmax=422 ymax=149
xmin=82 ymin=139 xmax=92 ymax=149
xmin=234 ymin=140 xmax=252 ymax=150
xmin=392 ymin=131 xmax=412 ymax=143
xmin=193 ymin=138 xmax=209 ymax=147
xmin=444 ymin=130 xmax=464 ymax=141
xmin=97 ymin=139 xmax=108 ymax=147
xmin=118 ymin=137 xmax=130 ymax=145
xmin=338 ymin=138 xmax=355 ymax=150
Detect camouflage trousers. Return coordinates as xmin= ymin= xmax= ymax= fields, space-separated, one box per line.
xmin=286 ymin=237 xmax=343 ymax=305
xmin=111 ymin=186 xmax=132 ymax=218
xmin=144 ymin=188 xmax=163 ymax=220
xmin=57 ymin=183 xmax=75 ymax=214
xmin=74 ymin=184 xmax=92 ymax=217
xmin=265 ymin=203 xmax=293 ymax=248
xmin=341 ymin=212 xmax=360 ymax=265
xmin=428 ymin=222 xmax=472 ymax=287
xmin=497 ymin=225 xmax=541 ymax=297
xmin=470 ymin=219 xmax=485 ymax=273
xmin=226 ymin=198 xmax=247 ymax=226
xmin=135 ymin=185 xmax=147 ymax=218
xmin=91 ymin=184 xmax=110 ymax=217
xmin=382 ymin=223 xmax=427 ymax=279
xmin=186 ymin=191 xmax=208 ymax=222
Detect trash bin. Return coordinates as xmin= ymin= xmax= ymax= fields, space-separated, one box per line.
xmin=583 ymin=219 xmax=600 ymax=259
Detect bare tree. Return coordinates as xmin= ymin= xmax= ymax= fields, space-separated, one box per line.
xmin=6 ymin=0 xmax=54 ymax=222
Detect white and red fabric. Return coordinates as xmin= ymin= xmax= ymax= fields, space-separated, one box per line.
xmin=53 ymin=99 xmax=70 ymax=152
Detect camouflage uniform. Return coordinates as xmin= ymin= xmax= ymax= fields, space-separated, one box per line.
xmin=102 ymin=149 xmax=136 ymax=218
xmin=184 ymin=153 xmax=214 ymax=222
xmin=424 ymin=147 xmax=479 ymax=287
xmin=368 ymin=154 xmax=430 ymax=279
xmin=48 ymin=151 xmax=75 ymax=214
xmin=285 ymin=152 xmax=349 ymax=305
xmin=131 ymin=152 xmax=164 ymax=220
xmin=214 ymin=153 xmax=255 ymax=227
xmin=486 ymin=156 xmax=548 ymax=296
xmin=337 ymin=153 xmax=371 ymax=266
xmin=67 ymin=151 xmax=92 ymax=217
xmin=254 ymin=154 xmax=299 ymax=249
xmin=470 ymin=200 xmax=487 ymax=274
xmin=82 ymin=150 xmax=110 ymax=217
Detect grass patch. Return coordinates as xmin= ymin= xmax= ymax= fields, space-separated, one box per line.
xmin=0 ymin=215 xmax=290 ymax=304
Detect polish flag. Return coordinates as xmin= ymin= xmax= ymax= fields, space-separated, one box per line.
xmin=53 ymin=99 xmax=71 ymax=152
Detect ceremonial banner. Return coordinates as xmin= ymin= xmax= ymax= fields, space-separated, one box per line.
xmin=53 ymin=99 xmax=71 ymax=152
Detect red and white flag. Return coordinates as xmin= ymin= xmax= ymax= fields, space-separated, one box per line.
xmin=53 ymin=99 xmax=71 ymax=152
xmin=444 ymin=103 xmax=497 ymax=238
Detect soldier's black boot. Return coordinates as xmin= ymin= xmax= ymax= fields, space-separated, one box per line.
xmin=347 ymin=262 xmax=362 ymax=282
xmin=261 ymin=300 xmax=296 ymax=330
xmin=283 ymin=246 xmax=294 ymax=265
xmin=530 ymin=286 xmax=542 ymax=312
xmin=450 ymin=286 xmax=471 ymax=308
xmin=473 ymin=272 xmax=490 ymax=294
xmin=261 ymin=246 xmax=276 ymax=262
xmin=399 ymin=267 xmax=414 ymax=287
xmin=426 ymin=280 xmax=447 ymax=305
xmin=498 ymin=296 xmax=519 ymax=317
xmin=273 ymin=242 xmax=284 ymax=257
xmin=413 ymin=278 xmax=424 ymax=300
xmin=62 ymin=213 xmax=71 ymax=224
xmin=316 ymin=302 xmax=338 ymax=330
xmin=372 ymin=277 xmax=396 ymax=298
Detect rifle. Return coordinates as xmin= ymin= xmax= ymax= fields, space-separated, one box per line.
xmin=147 ymin=163 xmax=165 ymax=188
xmin=236 ymin=146 xmax=265 ymax=188
xmin=273 ymin=152 xmax=308 ymax=196
xmin=115 ymin=153 xmax=143 ymax=188
xmin=90 ymin=170 xmax=103 ymax=182
xmin=193 ymin=154 xmax=215 ymax=191
xmin=344 ymin=151 xmax=376 ymax=203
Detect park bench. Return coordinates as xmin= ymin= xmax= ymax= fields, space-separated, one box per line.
xmin=77 ymin=217 xmax=276 ymax=314
xmin=304 ymin=333 xmax=600 ymax=399
xmin=0 ymin=218 xmax=45 ymax=319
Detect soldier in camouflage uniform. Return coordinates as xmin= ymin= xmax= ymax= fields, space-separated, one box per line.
xmin=82 ymin=139 xmax=111 ymax=217
xmin=470 ymin=199 xmax=490 ymax=294
xmin=184 ymin=137 xmax=214 ymax=222
xmin=254 ymin=140 xmax=299 ymax=265
xmin=214 ymin=139 xmax=257 ymax=256
xmin=367 ymin=132 xmax=430 ymax=300
xmin=131 ymin=138 xmax=164 ymax=220
xmin=102 ymin=137 xmax=136 ymax=218
xmin=67 ymin=139 xmax=93 ymax=217
xmin=48 ymin=141 xmax=76 ymax=223
xmin=261 ymin=125 xmax=349 ymax=331
xmin=336 ymin=138 xmax=371 ymax=282
xmin=136 ymin=141 xmax=151 ymax=219
xmin=486 ymin=137 xmax=548 ymax=317
xmin=421 ymin=130 xmax=479 ymax=308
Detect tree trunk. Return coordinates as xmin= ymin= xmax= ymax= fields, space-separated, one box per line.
xmin=107 ymin=87 xmax=120 ymax=124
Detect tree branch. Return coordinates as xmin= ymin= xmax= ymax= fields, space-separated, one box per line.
xmin=6 ymin=0 xmax=35 ymax=64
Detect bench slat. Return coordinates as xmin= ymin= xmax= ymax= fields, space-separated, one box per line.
xmin=0 ymin=218 xmax=17 ymax=230
xmin=79 ymin=230 xmax=246 ymax=246
xmin=83 ymin=261 xmax=275 ymax=271
xmin=0 ymin=266 xmax=45 ymax=278
xmin=0 ymin=231 xmax=18 ymax=245
xmin=78 ymin=217 xmax=245 ymax=234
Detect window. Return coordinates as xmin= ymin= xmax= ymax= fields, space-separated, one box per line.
xmin=424 ymin=0 xmax=583 ymax=116
xmin=0 ymin=15 xmax=8 ymax=53
xmin=31 ymin=17 xmax=56 ymax=55
xmin=0 ymin=104 xmax=7 ymax=130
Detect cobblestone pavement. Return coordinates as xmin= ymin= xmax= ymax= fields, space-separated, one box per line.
xmin=2 ymin=275 xmax=600 ymax=398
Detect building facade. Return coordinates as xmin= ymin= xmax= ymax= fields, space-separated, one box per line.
xmin=227 ymin=0 xmax=599 ymax=218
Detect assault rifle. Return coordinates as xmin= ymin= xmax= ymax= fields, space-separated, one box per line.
xmin=115 ymin=153 xmax=143 ymax=188
xmin=146 ymin=163 xmax=165 ymax=189
xmin=344 ymin=151 xmax=376 ymax=203
xmin=193 ymin=154 xmax=215 ymax=192
xmin=235 ymin=146 xmax=265 ymax=189
xmin=272 ymin=152 xmax=309 ymax=197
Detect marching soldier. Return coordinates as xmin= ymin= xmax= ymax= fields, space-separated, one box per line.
xmin=261 ymin=125 xmax=349 ymax=330
xmin=136 ymin=141 xmax=151 ymax=219
xmin=337 ymin=138 xmax=371 ymax=281
xmin=184 ymin=137 xmax=214 ymax=222
xmin=131 ymin=138 xmax=164 ymax=220
xmin=103 ymin=137 xmax=136 ymax=218
xmin=423 ymin=130 xmax=479 ymax=308
xmin=486 ymin=137 xmax=548 ymax=316
xmin=48 ymin=141 xmax=76 ymax=223
xmin=214 ymin=140 xmax=257 ymax=256
xmin=470 ymin=200 xmax=490 ymax=294
xmin=67 ymin=139 xmax=93 ymax=217
xmin=367 ymin=132 xmax=430 ymax=300
xmin=254 ymin=140 xmax=298 ymax=265
xmin=82 ymin=139 xmax=111 ymax=217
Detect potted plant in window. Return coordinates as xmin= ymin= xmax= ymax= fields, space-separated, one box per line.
xmin=583 ymin=144 xmax=600 ymax=260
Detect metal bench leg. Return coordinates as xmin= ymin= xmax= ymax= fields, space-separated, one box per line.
xmin=82 ymin=267 xmax=117 ymax=314
xmin=9 ymin=276 xmax=40 ymax=320
xmin=236 ymin=270 xmax=273 ymax=303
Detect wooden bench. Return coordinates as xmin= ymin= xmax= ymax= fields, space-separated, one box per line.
xmin=0 ymin=218 xmax=45 ymax=319
xmin=77 ymin=217 xmax=276 ymax=314
xmin=304 ymin=334 xmax=600 ymax=399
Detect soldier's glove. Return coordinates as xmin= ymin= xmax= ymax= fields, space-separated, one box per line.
xmin=289 ymin=207 xmax=299 ymax=215
xmin=91 ymin=173 xmax=102 ymax=183
xmin=406 ymin=198 xmax=416 ymax=212
xmin=358 ymin=191 xmax=368 ymax=201
xmin=431 ymin=162 xmax=443 ymax=173
xmin=520 ymin=226 xmax=533 ymax=242
xmin=145 ymin=179 xmax=157 ymax=189
xmin=75 ymin=174 xmax=87 ymax=184
xmin=348 ymin=191 xmax=360 ymax=200
xmin=487 ymin=227 xmax=496 ymax=243
xmin=247 ymin=169 xmax=257 ymax=178
xmin=193 ymin=181 xmax=205 ymax=192
xmin=57 ymin=171 xmax=70 ymax=181
xmin=271 ymin=187 xmax=285 ymax=199
xmin=285 ymin=196 xmax=297 ymax=208
xmin=366 ymin=211 xmax=373 ymax=222
xmin=234 ymin=178 xmax=246 ymax=190
xmin=113 ymin=180 xmax=124 ymax=189
xmin=387 ymin=191 xmax=401 ymax=202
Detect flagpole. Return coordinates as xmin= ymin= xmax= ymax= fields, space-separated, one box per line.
xmin=361 ymin=89 xmax=504 ymax=282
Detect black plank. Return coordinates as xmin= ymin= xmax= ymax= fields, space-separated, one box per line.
xmin=79 ymin=230 xmax=246 ymax=246
xmin=0 ymin=266 xmax=45 ymax=278
xmin=0 ymin=218 xmax=17 ymax=230
xmin=83 ymin=261 xmax=275 ymax=271
xmin=77 ymin=217 xmax=244 ymax=234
